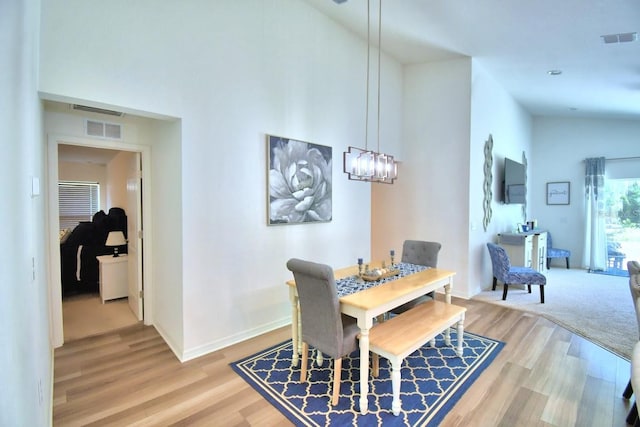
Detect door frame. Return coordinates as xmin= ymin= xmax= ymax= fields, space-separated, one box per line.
xmin=126 ymin=154 xmax=144 ymax=320
xmin=47 ymin=134 xmax=154 ymax=347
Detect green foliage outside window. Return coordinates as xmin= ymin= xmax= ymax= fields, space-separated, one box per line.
xmin=618 ymin=182 xmax=640 ymax=228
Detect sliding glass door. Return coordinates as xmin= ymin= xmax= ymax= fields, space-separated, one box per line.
xmin=604 ymin=178 xmax=640 ymax=275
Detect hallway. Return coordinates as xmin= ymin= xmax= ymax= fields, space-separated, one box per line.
xmin=63 ymin=293 xmax=139 ymax=342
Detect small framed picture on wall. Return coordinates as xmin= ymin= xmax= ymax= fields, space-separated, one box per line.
xmin=546 ymin=181 xmax=570 ymax=205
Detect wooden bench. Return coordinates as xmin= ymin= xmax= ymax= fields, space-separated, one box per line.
xmin=367 ymin=300 xmax=467 ymax=416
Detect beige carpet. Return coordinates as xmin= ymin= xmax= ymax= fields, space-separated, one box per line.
xmin=63 ymin=293 xmax=139 ymax=341
xmin=472 ymin=267 xmax=635 ymax=360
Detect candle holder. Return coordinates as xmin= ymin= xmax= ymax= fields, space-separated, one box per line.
xmin=357 ymin=258 xmax=364 ymax=282
xmin=390 ymin=249 xmax=395 ymax=266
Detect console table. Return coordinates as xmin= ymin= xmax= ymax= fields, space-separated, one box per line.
xmin=498 ymin=230 xmax=547 ymax=272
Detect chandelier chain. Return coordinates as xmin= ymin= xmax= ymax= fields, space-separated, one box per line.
xmin=376 ymin=0 xmax=381 ymax=154
xmin=342 ymin=0 xmax=397 ymax=184
xmin=365 ymin=0 xmax=370 ymax=151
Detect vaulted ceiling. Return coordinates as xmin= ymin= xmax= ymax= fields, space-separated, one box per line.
xmin=303 ymin=0 xmax=640 ymax=120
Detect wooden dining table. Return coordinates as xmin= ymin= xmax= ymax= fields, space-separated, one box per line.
xmin=286 ymin=261 xmax=456 ymax=414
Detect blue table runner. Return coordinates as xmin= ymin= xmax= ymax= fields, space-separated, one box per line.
xmin=335 ymin=262 xmax=429 ymax=297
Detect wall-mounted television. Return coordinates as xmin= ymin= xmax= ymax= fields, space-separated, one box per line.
xmin=503 ymin=158 xmax=526 ymax=204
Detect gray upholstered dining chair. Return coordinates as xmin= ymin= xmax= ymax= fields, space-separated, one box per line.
xmin=486 ymin=242 xmax=547 ymax=303
xmin=286 ymin=258 xmax=360 ymax=406
xmin=389 ymin=240 xmax=442 ymax=315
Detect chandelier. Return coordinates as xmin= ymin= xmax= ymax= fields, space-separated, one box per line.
xmin=343 ymin=0 xmax=398 ymax=184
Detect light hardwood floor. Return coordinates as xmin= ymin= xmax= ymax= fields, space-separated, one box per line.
xmin=62 ymin=293 xmax=139 ymax=341
xmin=53 ymin=297 xmax=634 ymax=426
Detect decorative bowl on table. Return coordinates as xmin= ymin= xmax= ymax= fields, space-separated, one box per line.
xmin=361 ymin=268 xmax=400 ymax=282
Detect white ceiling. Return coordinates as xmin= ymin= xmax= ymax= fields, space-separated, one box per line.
xmin=58 ymin=144 xmax=120 ymax=165
xmin=302 ymin=0 xmax=640 ymax=120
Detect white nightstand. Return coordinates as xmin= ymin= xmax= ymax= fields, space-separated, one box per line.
xmin=96 ymin=254 xmax=128 ymax=304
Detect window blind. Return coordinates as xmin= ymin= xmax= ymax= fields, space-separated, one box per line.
xmin=58 ymin=181 xmax=100 ymax=231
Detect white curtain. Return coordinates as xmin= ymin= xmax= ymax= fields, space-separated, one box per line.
xmin=582 ymin=157 xmax=607 ymax=271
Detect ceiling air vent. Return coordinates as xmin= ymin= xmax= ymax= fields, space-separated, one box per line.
xmin=601 ymin=32 xmax=638 ymax=44
xmin=72 ymin=104 xmax=124 ymax=117
xmin=85 ymin=119 xmax=122 ymax=140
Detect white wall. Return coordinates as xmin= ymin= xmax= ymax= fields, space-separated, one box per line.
xmin=106 ymin=151 xmax=136 ymax=210
xmin=469 ymin=60 xmax=532 ymax=294
xmin=58 ymin=150 xmax=136 ymax=216
xmin=1 ymin=0 xmax=52 ymax=424
xmin=58 ymin=160 xmax=108 ymax=210
xmin=373 ymin=58 xmax=473 ymax=297
xmin=531 ymin=117 xmax=640 ymax=268
xmin=40 ymin=0 xmax=401 ymax=359
xmin=147 ymin=119 xmax=184 ymax=355
xmin=373 ymin=58 xmax=532 ymax=298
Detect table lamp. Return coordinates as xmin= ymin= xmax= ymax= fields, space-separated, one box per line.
xmin=105 ymin=231 xmax=126 ymax=257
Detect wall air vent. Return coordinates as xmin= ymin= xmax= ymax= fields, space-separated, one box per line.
xmin=72 ymin=104 xmax=124 ymax=117
xmin=85 ymin=119 xmax=122 ymax=140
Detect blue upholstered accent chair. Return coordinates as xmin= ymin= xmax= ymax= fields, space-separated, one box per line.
xmin=486 ymin=242 xmax=547 ymax=303
xmin=286 ymin=258 xmax=360 ymax=406
xmin=546 ymin=232 xmax=571 ymax=269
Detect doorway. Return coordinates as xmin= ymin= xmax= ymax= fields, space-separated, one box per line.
xmin=62 ymin=295 xmax=139 ymax=341
xmin=48 ymin=135 xmax=151 ymax=347
xmin=57 ymin=145 xmax=143 ymax=340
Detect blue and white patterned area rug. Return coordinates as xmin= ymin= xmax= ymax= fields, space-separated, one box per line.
xmin=231 ymin=331 xmax=504 ymax=426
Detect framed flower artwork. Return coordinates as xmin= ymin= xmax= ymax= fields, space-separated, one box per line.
xmin=267 ymin=135 xmax=332 ymax=225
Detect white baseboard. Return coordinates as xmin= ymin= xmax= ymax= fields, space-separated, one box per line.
xmin=180 ymin=317 xmax=290 ymax=362
xmin=152 ymin=322 xmax=184 ymax=362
